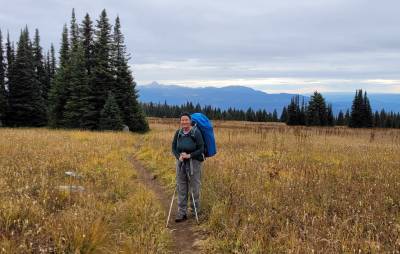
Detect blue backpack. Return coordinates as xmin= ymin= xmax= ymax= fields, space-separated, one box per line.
xmin=190 ymin=113 xmax=217 ymax=158
xmin=178 ymin=113 xmax=217 ymax=158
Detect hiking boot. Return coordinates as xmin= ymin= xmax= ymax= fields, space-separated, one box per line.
xmin=175 ymin=214 xmax=187 ymax=223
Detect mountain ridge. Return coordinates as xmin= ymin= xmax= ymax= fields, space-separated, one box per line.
xmin=137 ymin=82 xmax=400 ymax=114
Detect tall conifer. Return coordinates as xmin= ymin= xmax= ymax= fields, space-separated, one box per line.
xmin=8 ymin=27 xmax=46 ymax=126
xmin=112 ymin=16 xmax=148 ymax=132
xmin=48 ymin=24 xmax=70 ymax=127
xmin=0 ymin=30 xmax=7 ymax=126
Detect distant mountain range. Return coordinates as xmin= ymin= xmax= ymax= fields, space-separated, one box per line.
xmin=137 ymin=82 xmax=400 ymax=114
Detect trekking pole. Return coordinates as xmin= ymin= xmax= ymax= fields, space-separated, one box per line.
xmin=186 ymin=169 xmax=199 ymax=224
xmin=166 ymin=184 xmax=177 ymax=228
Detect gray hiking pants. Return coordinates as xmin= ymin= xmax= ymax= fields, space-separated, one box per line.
xmin=175 ymin=158 xmax=203 ymax=216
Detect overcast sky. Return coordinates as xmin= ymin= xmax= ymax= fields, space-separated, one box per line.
xmin=1 ymin=0 xmax=400 ymax=93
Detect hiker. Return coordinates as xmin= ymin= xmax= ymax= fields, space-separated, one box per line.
xmin=171 ymin=112 xmax=205 ymax=222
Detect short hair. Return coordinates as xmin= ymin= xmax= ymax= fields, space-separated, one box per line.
xmin=179 ymin=112 xmax=192 ymax=120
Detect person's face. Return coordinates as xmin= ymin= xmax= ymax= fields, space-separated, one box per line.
xmin=180 ymin=116 xmax=191 ymax=129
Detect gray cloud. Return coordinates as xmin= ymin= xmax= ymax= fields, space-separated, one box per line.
xmin=1 ymin=0 xmax=400 ymax=93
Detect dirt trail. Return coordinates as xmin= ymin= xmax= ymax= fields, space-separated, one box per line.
xmin=129 ymin=141 xmax=207 ymax=253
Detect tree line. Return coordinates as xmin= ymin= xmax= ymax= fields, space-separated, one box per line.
xmin=141 ymin=101 xmax=280 ymax=122
xmin=0 ymin=9 xmax=148 ymax=132
xmin=282 ymin=90 xmax=400 ymax=128
xmin=143 ymin=90 xmax=400 ymax=129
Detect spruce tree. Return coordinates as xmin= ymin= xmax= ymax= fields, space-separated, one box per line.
xmin=5 ymin=32 xmax=15 ymax=126
xmin=62 ymin=10 xmax=91 ymax=128
xmin=70 ymin=9 xmax=79 ymax=50
xmin=85 ymin=9 xmax=115 ymax=129
xmin=336 ymin=110 xmax=345 ymax=125
xmin=326 ymin=104 xmax=334 ymax=126
xmin=306 ymin=91 xmax=327 ymax=126
xmin=379 ymin=109 xmax=386 ymax=128
xmin=99 ymin=91 xmax=123 ymax=130
xmin=280 ymin=106 xmax=288 ymax=122
xmin=272 ymin=109 xmax=278 ymax=122
xmin=32 ymin=29 xmax=49 ymax=109
xmin=63 ymin=43 xmax=91 ymax=128
xmin=245 ymin=107 xmax=255 ymax=121
xmin=48 ymin=24 xmax=70 ymax=127
xmin=299 ymin=97 xmax=306 ymax=125
xmin=373 ymin=110 xmax=380 ymax=127
xmin=349 ymin=90 xmax=363 ymax=127
xmin=287 ymin=96 xmax=300 ymax=125
xmin=81 ymin=13 xmax=95 ymax=75
xmin=44 ymin=50 xmax=50 ymax=95
xmin=364 ymin=91 xmax=373 ymax=127
xmin=0 ymin=30 xmax=7 ymax=126
xmin=349 ymin=89 xmax=373 ymax=128
xmin=111 ymin=15 xmax=148 ymax=132
xmin=49 ymin=43 xmax=56 ymax=79
xmin=8 ymin=27 xmax=46 ymax=126
xmin=344 ymin=109 xmax=350 ymax=125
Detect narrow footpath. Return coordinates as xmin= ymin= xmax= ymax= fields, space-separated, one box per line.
xmin=129 ymin=145 xmax=207 ymax=253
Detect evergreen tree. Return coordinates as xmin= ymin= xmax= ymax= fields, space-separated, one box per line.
xmin=63 ymin=43 xmax=91 ymax=128
xmin=326 ymin=104 xmax=334 ymax=126
xmin=48 ymin=24 xmax=70 ymax=127
xmin=62 ymin=9 xmax=94 ymax=128
xmin=336 ymin=110 xmax=345 ymax=125
xmin=298 ymin=97 xmax=306 ymax=125
xmin=287 ymin=95 xmax=300 ymax=125
xmin=344 ymin=109 xmax=350 ymax=125
xmin=349 ymin=89 xmax=363 ymax=127
xmin=81 ymin=13 xmax=95 ymax=75
xmin=349 ymin=89 xmax=373 ymax=128
xmin=245 ymin=107 xmax=255 ymax=121
xmin=364 ymin=91 xmax=373 ymax=127
xmin=50 ymin=43 xmax=56 ymax=79
xmin=306 ymin=91 xmax=327 ymax=126
xmin=99 ymin=91 xmax=123 ymax=130
xmin=4 ymin=32 xmax=15 ymax=126
xmin=32 ymin=29 xmax=49 ymax=109
xmin=272 ymin=109 xmax=278 ymax=122
xmin=379 ymin=109 xmax=386 ymax=128
xmin=8 ymin=27 xmax=46 ymax=126
xmin=85 ymin=9 xmax=115 ymax=129
xmin=0 ymin=30 xmax=7 ymax=126
xmin=373 ymin=110 xmax=380 ymax=127
xmin=70 ymin=9 xmax=79 ymax=51
xmin=111 ymin=15 xmax=148 ymax=132
xmin=280 ymin=106 xmax=288 ymax=122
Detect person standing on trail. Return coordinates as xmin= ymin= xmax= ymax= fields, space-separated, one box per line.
xmin=171 ymin=112 xmax=205 ymax=222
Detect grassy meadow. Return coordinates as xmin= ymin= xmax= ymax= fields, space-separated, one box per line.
xmin=1 ymin=119 xmax=400 ymax=253
xmin=137 ymin=118 xmax=400 ymax=253
xmin=0 ymin=128 xmax=170 ymax=253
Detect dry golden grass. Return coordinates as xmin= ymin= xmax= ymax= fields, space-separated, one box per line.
xmin=0 ymin=128 xmax=171 ymax=253
xmin=138 ymin=118 xmax=400 ymax=253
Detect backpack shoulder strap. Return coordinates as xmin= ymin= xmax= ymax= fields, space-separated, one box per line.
xmin=177 ymin=126 xmax=197 ymax=142
xmin=177 ymin=128 xmax=183 ymax=138
xmin=190 ymin=125 xmax=198 ymax=141
xmin=190 ymin=125 xmax=197 ymax=136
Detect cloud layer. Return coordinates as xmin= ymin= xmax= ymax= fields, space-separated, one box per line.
xmin=1 ymin=0 xmax=399 ymax=93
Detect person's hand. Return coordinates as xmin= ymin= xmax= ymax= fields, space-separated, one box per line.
xmin=181 ymin=152 xmax=190 ymax=159
xmin=179 ymin=154 xmax=184 ymax=161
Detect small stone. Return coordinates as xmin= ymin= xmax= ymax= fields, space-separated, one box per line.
xmin=122 ymin=125 xmax=130 ymax=132
xmin=57 ymin=185 xmax=85 ymax=193
xmin=65 ymin=171 xmax=82 ymax=178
